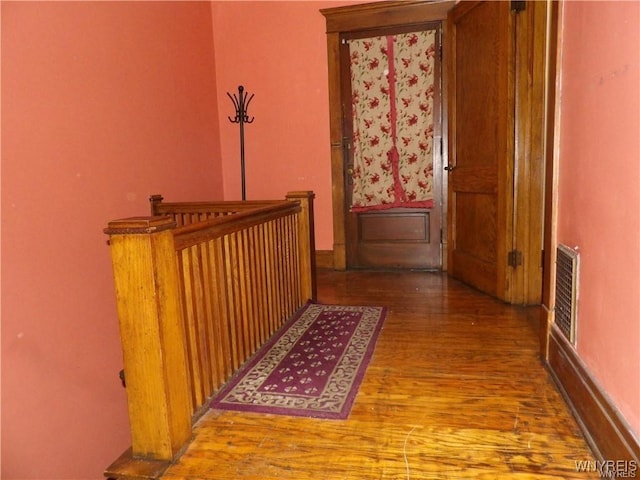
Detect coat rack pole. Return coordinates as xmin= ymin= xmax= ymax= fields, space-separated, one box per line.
xmin=227 ymin=85 xmax=255 ymax=201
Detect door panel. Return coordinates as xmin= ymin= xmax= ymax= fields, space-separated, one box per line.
xmin=342 ymin=25 xmax=443 ymax=270
xmin=448 ymin=1 xmax=514 ymax=300
xmin=347 ymin=207 xmax=439 ymax=269
xmin=359 ymin=211 xmax=429 ymax=242
xmin=355 ymin=209 xmax=434 ymax=269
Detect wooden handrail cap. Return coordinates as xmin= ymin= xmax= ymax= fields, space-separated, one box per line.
xmin=286 ymin=191 xmax=315 ymax=199
xmin=104 ymin=216 xmax=176 ymax=235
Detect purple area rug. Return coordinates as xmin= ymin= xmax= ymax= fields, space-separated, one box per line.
xmin=210 ymin=303 xmax=386 ymax=419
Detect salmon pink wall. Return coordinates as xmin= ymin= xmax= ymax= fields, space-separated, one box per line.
xmin=557 ymin=1 xmax=640 ymax=437
xmin=1 ymin=2 xmax=222 ymax=478
xmin=211 ymin=1 xmax=361 ymax=251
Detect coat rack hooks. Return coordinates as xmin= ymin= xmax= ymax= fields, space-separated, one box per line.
xmin=227 ymin=85 xmax=254 ymax=201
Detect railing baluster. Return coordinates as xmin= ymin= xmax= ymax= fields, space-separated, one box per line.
xmin=223 ymin=233 xmax=240 ymax=371
xmin=242 ymin=230 xmax=251 ymax=352
xmin=197 ymin=242 xmax=214 ymax=402
xmin=254 ymin=225 xmax=268 ymax=346
xmin=177 ymin=249 xmax=194 ymax=410
xmin=211 ymin=237 xmax=233 ymax=384
xmin=272 ymin=219 xmax=285 ymax=334
xmin=246 ymin=226 xmax=259 ymax=351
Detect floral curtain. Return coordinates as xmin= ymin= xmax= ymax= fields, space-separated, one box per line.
xmin=349 ymin=30 xmax=436 ymax=212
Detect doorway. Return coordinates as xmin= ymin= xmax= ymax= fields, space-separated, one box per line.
xmin=341 ymin=25 xmax=443 ymax=269
xmin=321 ymin=0 xmax=548 ymax=305
xmin=321 ymin=1 xmax=453 ymax=272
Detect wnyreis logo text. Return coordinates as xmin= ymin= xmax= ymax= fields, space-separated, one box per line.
xmin=575 ymin=460 xmax=638 ymax=478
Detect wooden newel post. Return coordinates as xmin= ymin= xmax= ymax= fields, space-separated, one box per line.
xmin=286 ymin=191 xmax=317 ymax=302
xmin=149 ymin=194 xmax=164 ymax=216
xmin=104 ymin=216 xmax=192 ymax=462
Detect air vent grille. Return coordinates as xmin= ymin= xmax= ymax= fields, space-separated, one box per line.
xmin=555 ymin=244 xmax=579 ymax=344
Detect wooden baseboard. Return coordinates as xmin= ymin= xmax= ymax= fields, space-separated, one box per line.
xmin=539 ymin=305 xmax=552 ymax=362
xmin=315 ymin=250 xmax=334 ymax=269
xmin=546 ymin=325 xmax=640 ymax=466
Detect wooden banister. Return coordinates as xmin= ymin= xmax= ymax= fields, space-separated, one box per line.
xmin=150 ymin=195 xmax=285 ymax=226
xmin=104 ymin=192 xmax=316 ymax=479
xmin=172 ymin=202 xmax=301 ymax=249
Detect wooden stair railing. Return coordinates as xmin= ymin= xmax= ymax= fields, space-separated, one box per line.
xmin=103 ymin=192 xmax=316 ymax=479
xmin=149 ymin=195 xmax=288 ymax=226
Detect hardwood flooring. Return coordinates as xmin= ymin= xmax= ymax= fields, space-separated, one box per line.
xmin=161 ymin=269 xmax=597 ymax=479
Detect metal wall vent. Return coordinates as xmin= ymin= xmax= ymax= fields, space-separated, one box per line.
xmin=555 ymin=244 xmax=580 ymax=344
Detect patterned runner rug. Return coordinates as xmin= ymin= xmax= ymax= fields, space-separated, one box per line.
xmin=210 ymin=303 xmax=386 ymax=419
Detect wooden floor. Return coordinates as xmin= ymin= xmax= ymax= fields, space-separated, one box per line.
xmin=161 ymin=269 xmax=597 ymax=480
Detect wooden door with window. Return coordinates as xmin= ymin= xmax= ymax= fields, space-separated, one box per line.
xmin=341 ymin=25 xmax=444 ymax=270
xmin=447 ymin=1 xmax=515 ymax=300
xmin=321 ymin=0 xmax=454 ymax=273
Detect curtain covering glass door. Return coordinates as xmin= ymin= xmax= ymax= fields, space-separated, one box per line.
xmin=348 ymin=30 xmax=437 ymax=212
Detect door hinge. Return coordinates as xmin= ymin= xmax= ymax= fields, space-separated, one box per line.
xmin=511 ymin=0 xmax=526 ymax=13
xmin=508 ymin=249 xmax=523 ymax=268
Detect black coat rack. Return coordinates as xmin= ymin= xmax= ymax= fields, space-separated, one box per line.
xmin=227 ymin=85 xmax=254 ymax=201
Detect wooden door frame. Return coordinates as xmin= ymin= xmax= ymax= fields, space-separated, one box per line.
xmin=321 ymin=1 xmax=455 ymax=271
xmin=539 ymin=0 xmax=561 ymax=356
xmin=512 ymin=0 xmax=549 ymax=304
xmin=321 ymin=0 xmax=549 ymax=305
